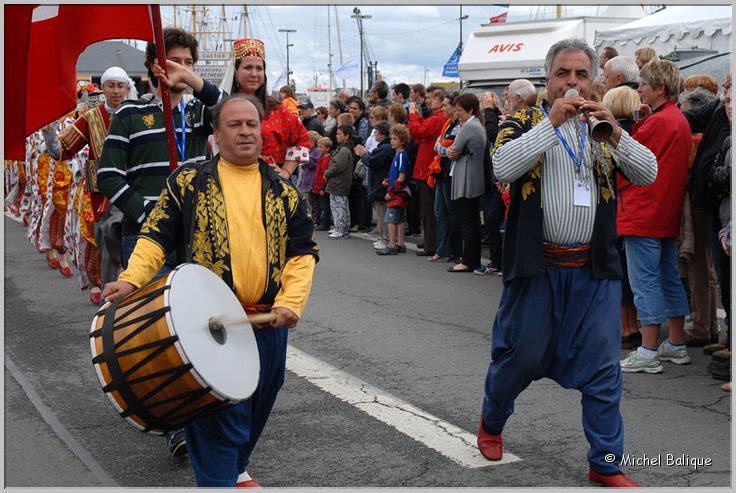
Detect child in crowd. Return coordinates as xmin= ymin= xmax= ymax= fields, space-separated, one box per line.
xmin=355 ymin=121 xmax=394 ymax=250
xmin=323 ymin=125 xmax=355 ymax=239
xmin=376 ymin=124 xmax=410 ymax=255
xmin=297 ymin=131 xmax=321 ymax=223
xmin=313 ymin=137 xmax=333 ymax=230
xmin=279 ymin=85 xmax=299 ymax=118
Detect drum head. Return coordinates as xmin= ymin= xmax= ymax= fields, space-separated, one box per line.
xmin=167 ymin=264 xmax=260 ymax=401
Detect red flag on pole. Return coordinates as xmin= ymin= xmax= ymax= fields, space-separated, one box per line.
xmin=148 ymin=6 xmax=180 ymax=173
xmin=4 ymin=5 xmax=155 ymax=159
xmin=490 ymin=12 xmax=508 ymax=23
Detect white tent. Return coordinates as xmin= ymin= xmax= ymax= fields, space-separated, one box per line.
xmin=594 ymin=6 xmax=732 ymax=56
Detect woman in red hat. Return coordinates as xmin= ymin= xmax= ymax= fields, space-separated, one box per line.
xmin=220 ymin=38 xmax=311 ymax=181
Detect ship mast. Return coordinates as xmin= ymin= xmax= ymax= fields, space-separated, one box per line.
xmin=327 ymin=6 xmax=336 ymax=90
xmin=334 ymin=6 xmax=346 ymax=89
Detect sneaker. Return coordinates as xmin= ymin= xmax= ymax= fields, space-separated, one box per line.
xmin=657 ymin=341 xmax=691 ymax=365
xmin=363 ymin=230 xmax=380 ymax=239
xmin=397 ymin=245 xmax=406 ymax=253
xmin=166 ymin=429 xmax=188 ymax=458
xmin=328 ymin=232 xmax=350 ymax=240
xmin=328 ymin=231 xmax=343 ymax=238
xmin=373 ymin=240 xmax=387 ymax=249
xmin=474 ymin=263 xmax=499 ymax=275
xmin=328 ymin=227 xmax=336 ymax=234
xmin=376 ymin=246 xmax=399 ymax=255
xmin=349 ymin=225 xmax=360 ymax=232
xmin=620 ymin=351 xmax=663 ymax=374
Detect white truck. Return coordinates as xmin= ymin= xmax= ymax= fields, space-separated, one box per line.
xmin=458 ymin=15 xmax=638 ymax=96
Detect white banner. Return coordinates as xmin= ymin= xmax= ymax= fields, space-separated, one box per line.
xmin=271 ymin=69 xmax=288 ymax=92
xmin=334 ymin=56 xmax=360 ymax=80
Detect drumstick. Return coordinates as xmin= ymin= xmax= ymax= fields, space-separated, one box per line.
xmin=208 ymin=312 xmax=277 ymax=332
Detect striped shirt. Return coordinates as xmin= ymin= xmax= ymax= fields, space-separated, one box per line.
xmin=97 ymin=80 xmax=221 ymax=225
xmin=493 ymin=117 xmax=657 ymax=244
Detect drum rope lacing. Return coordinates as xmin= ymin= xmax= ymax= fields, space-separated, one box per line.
xmin=91 ymin=285 xmax=233 ymax=433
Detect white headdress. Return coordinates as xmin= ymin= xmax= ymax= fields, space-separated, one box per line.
xmin=101 ymin=66 xmax=138 ymax=101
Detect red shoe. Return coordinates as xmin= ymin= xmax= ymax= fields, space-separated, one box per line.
xmin=59 ymin=265 xmax=73 ymax=277
xmin=589 ymin=469 xmax=640 ymax=487
xmin=236 ymin=479 xmax=262 ymax=488
xmin=47 ymin=257 xmax=60 ymax=269
xmin=477 ymin=418 xmax=503 ymax=461
xmin=90 ymin=290 xmax=101 ymax=305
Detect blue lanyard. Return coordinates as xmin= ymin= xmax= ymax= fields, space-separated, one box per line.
xmin=173 ymin=101 xmax=186 ymax=159
xmin=540 ymin=105 xmax=587 ymax=176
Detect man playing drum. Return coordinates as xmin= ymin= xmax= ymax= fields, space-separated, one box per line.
xmin=102 ymin=94 xmax=319 ymax=487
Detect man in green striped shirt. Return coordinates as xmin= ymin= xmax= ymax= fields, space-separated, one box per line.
xmin=98 ymin=27 xmax=222 ymax=270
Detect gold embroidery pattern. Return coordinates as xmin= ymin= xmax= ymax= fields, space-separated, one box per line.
xmin=594 ymin=143 xmax=615 ymax=204
xmin=140 ymin=189 xmax=170 ymax=235
xmin=521 ymin=181 xmax=536 ymax=200
xmin=192 ymin=189 xmax=211 ymax=268
xmin=206 ymin=176 xmax=229 ymax=259
xmin=85 ymin=106 xmax=108 ymax=160
xmin=264 ymin=187 xmax=289 ymax=284
xmin=176 ymin=168 xmax=197 ymax=199
xmin=190 ymin=175 xmax=230 ymax=277
xmin=492 ymin=127 xmax=516 ymax=154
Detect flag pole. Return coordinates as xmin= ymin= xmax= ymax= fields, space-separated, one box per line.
xmin=149 ymin=6 xmax=179 ymax=172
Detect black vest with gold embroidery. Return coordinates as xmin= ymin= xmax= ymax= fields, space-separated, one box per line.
xmin=493 ymin=106 xmax=621 ymax=283
xmin=139 ymin=156 xmax=319 ymax=304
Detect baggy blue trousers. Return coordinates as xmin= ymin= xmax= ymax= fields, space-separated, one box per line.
xmin=481 ymin=265 xmax=624 ymax=474
xmin=184 ymin=326 xmax=289 ymax=486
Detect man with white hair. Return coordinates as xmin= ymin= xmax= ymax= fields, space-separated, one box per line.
xmin=603 ymin=56 xmax=640 ymax=91
xmin=43 ymin=66 xmax=137 ymax=305
xmin=507 ymin=79 xmax=537 ymax=113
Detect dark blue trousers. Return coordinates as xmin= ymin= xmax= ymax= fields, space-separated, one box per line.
xmin=481 ymin=265 xmax=624 ymax=474
xmin=185 ymin=327 xmax=289 ymax=486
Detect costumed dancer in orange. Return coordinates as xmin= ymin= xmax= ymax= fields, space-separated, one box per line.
xmin=26 ymin=129 xmax=67 ymax=275
xmin=43 ymin=69 xmax=136 ymax=303
xmin=219 ymin=38 xmax=311 ymax=181
xmin=48 ymin=122 xmax=75 ymax=278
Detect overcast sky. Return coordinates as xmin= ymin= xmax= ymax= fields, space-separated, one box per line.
xmin=160 ymin=5 xmax=647 ymax=91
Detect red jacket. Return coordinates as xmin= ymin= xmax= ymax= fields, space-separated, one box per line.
xmin=312 ymin=154 xmax=331 ymax=194
xmin=408 ymin=110 xmax=447 ymax=181
xmin=617 ymin=101 xmax=691 ymax=238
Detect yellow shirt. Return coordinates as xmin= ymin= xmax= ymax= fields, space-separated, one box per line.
xmin=119 ymin=158 xmax=316 ymax=317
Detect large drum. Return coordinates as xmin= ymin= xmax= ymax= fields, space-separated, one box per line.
xmin=90 ymin=263 xmax=260 ymax=435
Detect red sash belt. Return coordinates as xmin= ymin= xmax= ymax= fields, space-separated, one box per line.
xmin=543 ymin=242 xmax=591 ymax=268
xmin=241 ymin=302 xmax=273 ymax=315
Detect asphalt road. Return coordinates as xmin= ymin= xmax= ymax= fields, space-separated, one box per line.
xmin=3 ymin=216 xmax=731 ymax=488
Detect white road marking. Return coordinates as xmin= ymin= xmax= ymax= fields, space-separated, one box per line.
xmin=286 ymin=345 xmax=521 ymax=468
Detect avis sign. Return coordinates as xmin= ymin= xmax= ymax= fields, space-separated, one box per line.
xmin=488 ymin=43 xmax=524 ymax=53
